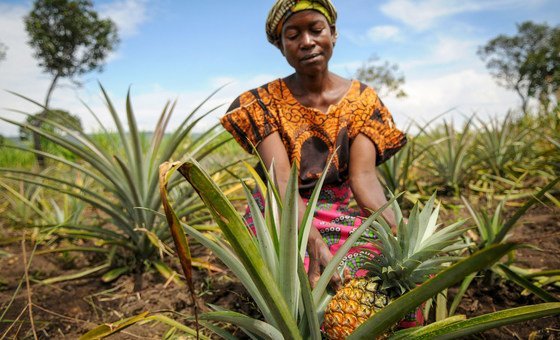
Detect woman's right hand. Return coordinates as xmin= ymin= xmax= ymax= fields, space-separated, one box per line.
xmin=307 ymin=227 xmax=351 ymax=291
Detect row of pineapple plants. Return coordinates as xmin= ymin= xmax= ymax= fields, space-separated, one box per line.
xmin=106 ymin=157 xmax=557 ymax=339
xmin=80 ymin=154 xmax=558 ymax=338
xmin=0 ymin=88 xmax=558 ymax=337
xmin=379 ymin=109 xmax=558 ymax=200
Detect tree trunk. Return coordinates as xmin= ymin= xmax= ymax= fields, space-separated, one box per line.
xmin=33 ymin=74 xmax=60 ymax=168
xmin=31 ymin=119 xmax=45 ymax=168
xmin=515 ymin=83 xmax=529 ymax=115
xmin=44 ymin=73 xmax=59 ymax=110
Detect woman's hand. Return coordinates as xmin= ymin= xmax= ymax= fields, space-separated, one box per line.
xmin=307 ymin=227 xmax=351 ymax=291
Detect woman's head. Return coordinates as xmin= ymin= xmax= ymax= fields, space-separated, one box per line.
xmin=266 ymin=0 xmax=338 ymax=75
xmin=265 ymin=0 xmax=337 ymax=47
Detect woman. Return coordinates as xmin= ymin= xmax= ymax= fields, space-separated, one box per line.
xmin=220 ymin=0 xmax=406 ymax=291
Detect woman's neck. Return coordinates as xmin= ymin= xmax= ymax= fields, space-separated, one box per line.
xmin=287 ymin=71 xmax=334 ymax=96
xmin=284 ymin=71 xmax=351 ymax=113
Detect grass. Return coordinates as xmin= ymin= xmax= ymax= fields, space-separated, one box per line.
xmin=0 ymin=138 xmax=36 ymax=169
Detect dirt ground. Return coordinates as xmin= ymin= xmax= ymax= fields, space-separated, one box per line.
xmin=451 ymin=203 xmax=560 ymax=340
xmin=1 ymin=203 xmax=559 ymax=339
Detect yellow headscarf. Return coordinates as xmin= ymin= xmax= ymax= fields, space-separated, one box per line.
xmin=265 ymin=0 xmax=337 ymax=46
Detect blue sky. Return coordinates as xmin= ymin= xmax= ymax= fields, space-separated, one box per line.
xmin=1 ymin=0 xmax=559 ymax=137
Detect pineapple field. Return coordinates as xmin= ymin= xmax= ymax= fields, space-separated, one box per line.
xmin=0 ymin=88 xmax=559 ymax=339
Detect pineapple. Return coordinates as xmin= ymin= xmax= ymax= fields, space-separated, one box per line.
xmin=322 ymin=194 xmax=468 ymax=339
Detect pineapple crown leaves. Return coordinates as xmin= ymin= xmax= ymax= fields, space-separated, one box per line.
xmin=361 ymin=192 xmax=470 ymax=296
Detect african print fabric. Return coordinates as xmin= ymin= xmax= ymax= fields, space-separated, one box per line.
xmin=265 ymin=0 xmax=337 ymax=45
xmin=221 ymin=78 xmax=407 ymax=190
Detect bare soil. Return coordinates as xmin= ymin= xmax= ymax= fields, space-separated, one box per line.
xmin=453 ymin=203 xmax=560 ymax=340
xmin=1 ymin=203 xmax=559 ymax=339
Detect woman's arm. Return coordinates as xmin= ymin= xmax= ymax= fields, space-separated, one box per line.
xmin=257 ymin=132 xmax=346 ymax=289
xmin=349 ymin=133 xmax=398 ymax=232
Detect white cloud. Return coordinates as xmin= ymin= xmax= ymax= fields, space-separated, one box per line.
xmin=99 ymin=0 xmax=149 ymax=38
xmin=0 ymin=3 xmax=51 ymax=137
xmin=0 ymin=1 xmax=531 ymax=142
xmin=432 ymin=37 xmax=477 ymax=63
xmin=342 ymin=25 xmax=401 ymax=46
xmin=331 ymin=60 xmax=363 ymax=77
xmin=367 ymin=25 xmax=401 ymax=42
xmin=333 ymin=35 xmax=479 ymax=80
xmin=380 ymin=0 xmax=527 ymax=30
xmin=400 ymin=36 xmax=478 ymax=70
xmin=385 ymin=68 xmax=519 ymax=131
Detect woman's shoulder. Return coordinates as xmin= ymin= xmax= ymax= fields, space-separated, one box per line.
xmin=348 ymin=79 xmax=378 ymax=98
xmin=226 ymin=78 xmax=284 ymax=113
xmin=343 ymin=80 xmax=386 ymax=111
xmin=322 ymin=73 xmax=377 ymax=103
xmin=325 ymin=73 xmax=370 ymax=95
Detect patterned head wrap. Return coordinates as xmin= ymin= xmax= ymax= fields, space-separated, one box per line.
xmin=266 ymin=0 xmax=337 ymax=46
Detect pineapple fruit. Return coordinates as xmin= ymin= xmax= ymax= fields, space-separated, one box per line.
xmin=322 ymin=194 xmax=468 ymax=339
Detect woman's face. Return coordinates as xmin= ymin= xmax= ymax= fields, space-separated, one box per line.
xmin=279 ymin=10 xmax=336 ymax=76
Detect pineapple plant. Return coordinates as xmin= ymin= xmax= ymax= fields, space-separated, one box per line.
xmin=152 ymin=159 xmax=558 ymax=340
xmin=323 ymin=194 xmax=469 ymax=339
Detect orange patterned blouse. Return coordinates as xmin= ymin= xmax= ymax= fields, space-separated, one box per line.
xmin=220 ymin=78 xmax=407 ymax=189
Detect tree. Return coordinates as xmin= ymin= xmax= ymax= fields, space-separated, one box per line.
xmin=24 ymin=0 xmax=118 ymax=166
xmin=478 ymin=21 xmax=560 ymax=114
xmin=25 ymin=0 xmax=119 ymax=109
xmin=355 ymin=55 xmax=407 ymax=98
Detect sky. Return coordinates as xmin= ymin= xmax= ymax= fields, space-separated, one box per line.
xmin=0 ymin=0 xmax=559 ymax=137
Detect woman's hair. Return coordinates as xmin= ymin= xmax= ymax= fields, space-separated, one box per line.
xmin=265 ymin=0 xmax=337 ymax=46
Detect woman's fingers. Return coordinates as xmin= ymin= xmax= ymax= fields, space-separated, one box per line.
xmin=343 ymin=267 xmax=351 ymax=282
xmin=308 ymin=230 xmax=347 ymax=291
xmin=318 ymin=248 xmax=344 ymax=291
xmin=329 ymin=269 xmax=343 ymax=291
xmin=308 ymin=244 xmax=344 ymax=290
xmin=308 ymin=257 xmax=343 ymax=290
